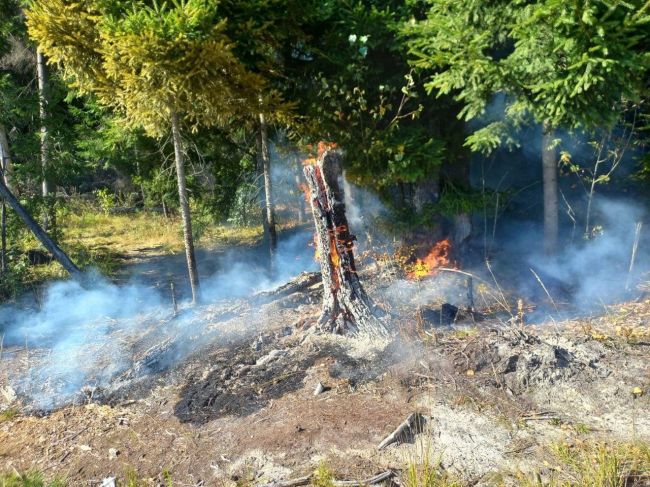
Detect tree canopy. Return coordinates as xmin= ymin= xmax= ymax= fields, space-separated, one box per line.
xmin=27 ymin=0 xmax=264 ymax=137
xmin=406 ymin=0 xmax=650 ymax=152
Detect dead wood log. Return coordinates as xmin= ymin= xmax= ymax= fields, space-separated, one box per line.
xmin=377 ymin=412 xmax=426 ymax=450
xmin=252 ymin=272 xmax=321 ymax=304
xmin=0 ymin=175 xmax=81 ymax=278
xmin=303 ymin=150 xmax=389 ymax=338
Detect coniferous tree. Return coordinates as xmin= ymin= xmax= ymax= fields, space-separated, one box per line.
xmin=27 ymin=0 xmax=264 ymax=302
xmin=407 ymin=0 xmax=650 ymax=254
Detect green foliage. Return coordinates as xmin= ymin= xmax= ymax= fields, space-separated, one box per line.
xmin=0 ymin=408 xmax=18 ymax=422
xmin=312 ymin=462 xmax=335 ymax=487
xmin=285 ymin=0 xmax=457 ymax=191
xmin=521 ymin=440 xmax=650 ymax=487
xmin=227 ymin=181 xmax=260 ymax=227
xmin=27 ymin=0 xmax=264 ymax=137
xmin=95 ymin=188 xmax=116 ymax=214
xmin=0 ymin=471 xmax=65 ymax=487
xmin=407 ymin=0 xmax=650 ymax=150
xmin=403 ymin=456 xmax=461 ymax=487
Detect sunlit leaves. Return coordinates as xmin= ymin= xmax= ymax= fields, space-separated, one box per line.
xmin=26 ymin=0 xmax=264 ymax=137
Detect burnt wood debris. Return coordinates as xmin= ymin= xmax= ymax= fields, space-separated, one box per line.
xmin=303 ymin=149 xmax=390 ymax=338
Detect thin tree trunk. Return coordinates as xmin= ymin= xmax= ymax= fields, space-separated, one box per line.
xmin=258 ymin=112 xmax=277 ymax=262
xmin=542 ymin=123 xmax=559 ymax=255
xmin=0 ymin=125 xmax=11 ymax=274
xmin=303 ymin=149 xmax=389 ymax=338
xmin=134 ymin=145 xmax=146 ymax=206
xmin=0 ymin=160 xmax=5 ymax=274
xmin=171 ymin=111 xmax=200 ymax=303
xmin=0 ymin=176 xmax=81 ymax=278
xmin=37 ymin=49 xmax=52 ymax=230
xmin=1 ymin=199 xmax=5 ymax=274
xmin=0 ymin=124 xmax=13 ymax=189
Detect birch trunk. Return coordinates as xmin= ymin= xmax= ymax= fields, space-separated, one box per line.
xmin=37 ymin=49 xmax=52 ymax=230
xmin=0 ymin=124 xmax=13 ymax=189
xmin=171 ymin=111 xmax=200 ymax=303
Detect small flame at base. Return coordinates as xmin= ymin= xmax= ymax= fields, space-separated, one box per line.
xmin=407 ymin=239 xmax=452 ymax=279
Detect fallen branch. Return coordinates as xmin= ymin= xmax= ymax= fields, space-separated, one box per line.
xmin=259 ymin=475 xmax=312 ymax=487
xmin=332 ymin=470 xmax=394 ymax=486
xmin=259 ymin=470 xmax=394 ymax=487
xmin=252 ymin=272 xmax=321 ymax=304
xmin=377 ymin=412 xmax=426 ymax=450
xmin=0 ymin=176 xmax=81 ymax=278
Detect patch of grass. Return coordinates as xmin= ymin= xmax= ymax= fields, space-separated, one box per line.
xmin=1 ymin=201 xmax=266 ymax=300
xmin=312 ymin=462 xmax=335 ymax=487
xmin=161 ymin=470 xmax=173 ymax=487
xmin=448 ymin=328 xmax=478 ymax=340
xmin=0 ymin=409 xmax=18 ymax=422
xmin=121 ymin=468 xmax=142 ymax=487
xmin=521 ymin=440 xmax=650 ymax=486
xmin=403 ymin=457 xmax=462 ymax=487
xmin=573 ymin=423 xmax=592 ymax=435
xmin=0 ymin=472 xmax=65 ymax=487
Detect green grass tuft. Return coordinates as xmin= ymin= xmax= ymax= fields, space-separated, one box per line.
xmin=0 ymin=472 xmax=65 ymax=487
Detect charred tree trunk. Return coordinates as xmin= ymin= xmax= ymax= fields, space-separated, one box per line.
xmin=37 ymin=49 xmax=53 ymax=231
xmin=303 ymin=150 xmax=389 ymax=338
xmin=171 ymin=111 xmax=200 ymax=303
xmin=542 ymin=123 xmax=559 ymax=255
xmin=0 ymin=175 xmax=81 ymax=278
xmin=257 ymin=112 xmax=277 ymax=264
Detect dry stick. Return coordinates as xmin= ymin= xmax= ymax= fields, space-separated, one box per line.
xmin=259 ymin=471 xmax=394 ymax=487
xmin=560 ymin=189 xmax=577 ymax=245
xmin=625 ymin=222 xmax=643 ymax=291
xmin=484 ymin=260 xmax=513 ymax=317
xmin=260 ymin=475 xmax=312 ymax=487
xmin=529 ymin=268 xmax=559 ymax=314
xmin=438 ymin=267 xmax=510 ymax=315
xmin=333 ymin=470 xmax=394 ymax=486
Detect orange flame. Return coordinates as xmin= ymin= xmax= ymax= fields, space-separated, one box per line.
xmin=317 ymin=141 xmax=337 ymax=157
xmin=407 ymin=239 xmax=452 ymax=280
xmin=302 ymin=141 xmax=338 ymax=165
xmin=329 ymin=234 xmax=341 ymax=268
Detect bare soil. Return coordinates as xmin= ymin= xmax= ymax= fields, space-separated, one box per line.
xmin=1 ymin=269 xmax=649 ymax=486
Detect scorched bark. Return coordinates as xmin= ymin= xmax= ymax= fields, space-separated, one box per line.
xmin=303 ymin=150 xmax=389 ymax=338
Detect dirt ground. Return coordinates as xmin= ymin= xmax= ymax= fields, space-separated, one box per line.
xmin=1 ymin=270 xmax=649 ymax=486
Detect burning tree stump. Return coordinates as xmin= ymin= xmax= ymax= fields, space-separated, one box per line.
xmin=303 ymin=149 xmax=389 ymax=338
